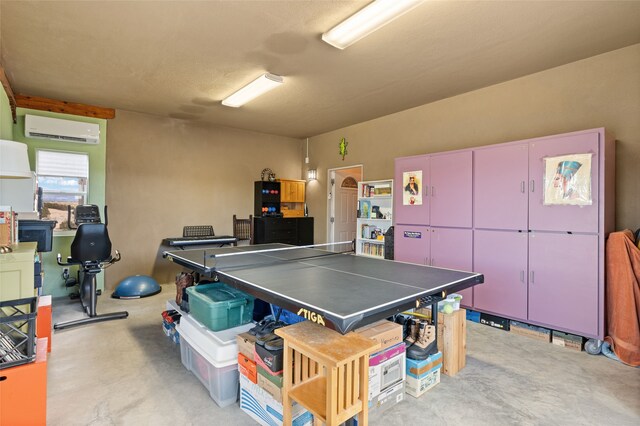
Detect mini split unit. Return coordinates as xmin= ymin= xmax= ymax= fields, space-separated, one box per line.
xmin=25 ymin=114 xmax=100 ymax=144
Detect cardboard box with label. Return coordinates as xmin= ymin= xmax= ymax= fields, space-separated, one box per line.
xmin=406 ymin=351 xmax=442 ymax=398
xmin=239 ymin=374 xmax=313 ymax=426
xmin=368 ymin=342 xmax=406 ymax=400
xmin=355 ymin=319 xmax=403 ymax=352
xmin=236 ymin=332 xmax=257 ymax=361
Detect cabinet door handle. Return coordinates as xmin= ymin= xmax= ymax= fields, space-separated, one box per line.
xmin=530 ymin=271 xmax=535 ymax=283
xmin=521 ymin=181 xmax=525 ymax=193
xmin=431 ymin=186 xmax=435 ymax=196
xmin=431 ymin=258 xmax=435 ymax=266
xmin=529 ymin=180 xmax=535 ymax=193
xmin=425 ymin=257 xmax=429 ymax=265
xmin=520 ymin=270 xmax=525 ymax=282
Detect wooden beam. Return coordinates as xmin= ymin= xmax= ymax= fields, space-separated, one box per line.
xmin=15 ymin=94 xmax=115 ymax=119
xmin=0 ymin=66 xmax=18 ymax=123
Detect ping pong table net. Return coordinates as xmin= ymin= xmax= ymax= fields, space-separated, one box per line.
xmin=182 ymin=225 xmax=215 ymax=238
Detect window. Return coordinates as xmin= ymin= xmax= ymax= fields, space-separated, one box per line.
xmin=36 ymin=150 xmax=89 ymax=230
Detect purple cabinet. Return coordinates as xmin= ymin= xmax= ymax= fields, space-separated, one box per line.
xmin=394 ymin=156 xmax=429 ymax=225
xmin=430 ymin=151 xmax=473 ymax=228
xmin=528 ymin=232 xmax=599 ymax=337
xmin=394 ymin=225 xmax=430 ymax=265
xmin=528 ymin=131 xmax=600 ymax=233
xmin=430 ymin=227 xmax=473 ymax=307
xmin=473 ymin=230 xmax=528 ymax=320
xmin=474 ymin=143 xmax=528 ymax=230
xmin=394 ymin=128 xmax=612 ymax=340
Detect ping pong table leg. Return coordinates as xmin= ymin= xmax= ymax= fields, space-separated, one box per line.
xmin=282 ymin=342 xmax=293 ymax=425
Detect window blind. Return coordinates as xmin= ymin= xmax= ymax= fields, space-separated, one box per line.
xmin=36 ymin=150 xmax=89 ymax=178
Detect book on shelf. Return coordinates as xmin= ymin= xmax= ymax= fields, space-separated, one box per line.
xmin=359 ymin=200 xmax=371 ymax=218
xmin=361 ymin=241 xmax=384 ymax=257
xmin=361 ymin=182 xmax=392 ymax=197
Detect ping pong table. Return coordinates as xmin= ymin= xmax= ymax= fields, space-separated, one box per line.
xmin=163 ymin=243 xmax=483 ymax=334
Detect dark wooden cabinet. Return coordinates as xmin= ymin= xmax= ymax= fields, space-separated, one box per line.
xmin=253 ymin=217 xmax=313 ymax=245
xmin=254 ymin=181 xmax=281 ymax=217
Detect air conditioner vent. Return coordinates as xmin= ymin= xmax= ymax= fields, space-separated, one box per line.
xmin=25 ymin=114 xmax=100 ymax=144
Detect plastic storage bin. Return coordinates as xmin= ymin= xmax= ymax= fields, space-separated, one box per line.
xmin=180 ymin=332 xmax=240 ymax=407
xmin=186 ymin=283 xmax=254 ymax=332
xmin=0 ymin=297 xmax=37 ymax=369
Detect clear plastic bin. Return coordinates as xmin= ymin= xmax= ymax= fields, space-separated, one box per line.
xmin=180 ymin=333 xmax=239 ymax=408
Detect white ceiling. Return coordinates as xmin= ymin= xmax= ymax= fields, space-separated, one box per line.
xmin=1 ymin=1 xmax=639 ymax=139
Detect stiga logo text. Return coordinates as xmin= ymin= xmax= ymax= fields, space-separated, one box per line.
xmin=297 ymin=308 xmax=325 ymax=326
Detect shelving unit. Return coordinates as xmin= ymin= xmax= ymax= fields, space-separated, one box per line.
xmin=356 ymin=179 xmax=393 ymax=259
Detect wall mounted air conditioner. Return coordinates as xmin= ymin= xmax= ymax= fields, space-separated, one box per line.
xmin=25 ymin=114 xmax=100 ymax=144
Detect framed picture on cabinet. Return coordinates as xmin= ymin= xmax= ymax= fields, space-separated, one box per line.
xmin=543 ymin=153 xmax=593 ymax=206
xmin=402 ymin=170 xmax=422 ymax=206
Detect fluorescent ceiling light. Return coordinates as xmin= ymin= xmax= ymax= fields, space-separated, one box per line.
xmin=222 ymin=73 xmax=284 ymax=107
xmin=322 ymin=0 xmax=425 ymax=49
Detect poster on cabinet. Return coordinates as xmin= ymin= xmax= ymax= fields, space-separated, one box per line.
xmin=543 ymin=153 xmax=593 ymax=206
xmin=402 ymin=170 xmax=422 ymax=205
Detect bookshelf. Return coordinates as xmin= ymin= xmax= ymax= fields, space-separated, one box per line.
xmin=356 ymin=179 xmax=393 ymax=259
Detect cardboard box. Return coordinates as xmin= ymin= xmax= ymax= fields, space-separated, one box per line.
xmin=552 ymin=331 xmax=584 ymax=351
xmin=0 ymin=208 xmax=16 ymax=246
xmin=510 ymin=321 xmax=551 ymax=343
xmin=239 ymin=374 xmax=313 ymax=426
xmin=257 ymin=365 xmax=283 ymax=388
xmin=479 ymin=313 xmax=510 ymax=331
xmin=368 ymin=342 xmax=406 ymax=400
xmin=257 ymin=368 xmax=282 ymax=403
xmin=355 ymin=319 xmax=403 ymax=352
xmin=406 ymin=351 xmax=442 ymax=379
xmin=347 ymin=381 xmax=406 ymax=426
xmin=236 ymin=331 xmax=257 ymax=361
xmin=406 ymin=367 xmax=440 ymax=398
xmin=369 ymin=380 xmax=405 ymax=413
xmin=238 ymin=353 xmax=257 ymax=384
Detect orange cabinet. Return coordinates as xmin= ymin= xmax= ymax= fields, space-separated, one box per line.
xmin=278 ymin=179 xmax=306 ymax=217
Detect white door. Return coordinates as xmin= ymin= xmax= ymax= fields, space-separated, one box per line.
xmin=328 ymin=166 xmax=362 ymax=246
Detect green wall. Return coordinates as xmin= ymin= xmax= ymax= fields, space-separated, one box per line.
xmin=0 ymin=84 xmax=13 ymax=139
xmin=5 ymin=98 xmax=108 ymax=297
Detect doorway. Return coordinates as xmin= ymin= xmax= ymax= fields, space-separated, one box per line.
xmin=327 ymin=165 xmax=363 ymax=245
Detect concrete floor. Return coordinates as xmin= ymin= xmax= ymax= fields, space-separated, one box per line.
xmin=47 ymin=285 xmax=640 ymax=426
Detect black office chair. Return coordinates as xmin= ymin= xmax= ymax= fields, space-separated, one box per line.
xmin=54 ymin=205 xmax=128 ymax=330
xmin=233 ymin=214 xmax=253 ymax=246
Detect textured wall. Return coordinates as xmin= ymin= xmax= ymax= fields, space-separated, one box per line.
xmin=105 ymin=110 xmax=303 ymax=288
xmin=306 ymin=44 xmax=640 ymax=243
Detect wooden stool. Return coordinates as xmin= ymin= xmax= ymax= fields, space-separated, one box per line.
xmin=275 ymin=321 xmax=380 ymax=426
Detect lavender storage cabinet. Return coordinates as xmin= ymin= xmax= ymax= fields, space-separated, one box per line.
xmin=394 ymin=225 xmax=430 ymax=265
xmin=473 ymin=230 xmax=528 ymax=321
xmin=394 ymin=128 xmax=614 ymax=342
xmin=430 ymin=151 xmax=473 ymax=228
xmin=430 ymin=227 xmax=474 ymax=307
xmin=394 ymin=155 xmax=429 ymax=226
xmin=474 ymin=143 xmax=529 ymax=230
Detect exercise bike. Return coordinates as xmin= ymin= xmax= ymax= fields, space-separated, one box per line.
xmin=54 ymin=204 xmax=128 ymax=330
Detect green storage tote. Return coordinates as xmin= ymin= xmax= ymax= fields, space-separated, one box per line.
xmin=186 ymin=283 xmax=254 ymax=331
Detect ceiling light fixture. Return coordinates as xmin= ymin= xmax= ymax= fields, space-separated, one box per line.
xmin=322 ymin=0 xmax=425 ymax=50
xmin=221 ymin=73 xmax=284 ymax=107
